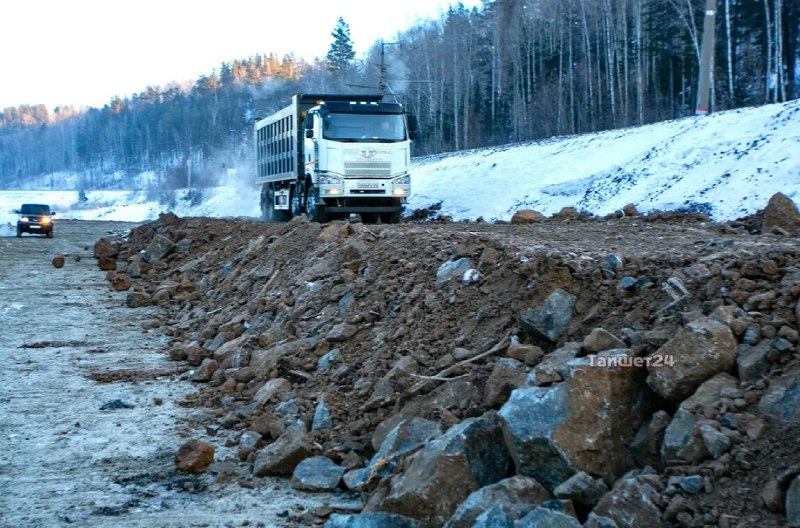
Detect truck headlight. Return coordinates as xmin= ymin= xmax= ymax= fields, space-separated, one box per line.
xmin=319 ymin=175 xmax=342 ymax=185
xmin=393 ymin=175 xmax=410 ymax=185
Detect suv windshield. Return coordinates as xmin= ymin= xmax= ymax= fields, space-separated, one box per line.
xmin=20 ymin=204 xmax=51 ymax=215
xmin=323 ymin=113 xmax=406 ymax=142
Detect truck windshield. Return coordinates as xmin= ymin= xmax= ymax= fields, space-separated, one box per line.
xmin=323 ymin=113 xmax=406 ymax=142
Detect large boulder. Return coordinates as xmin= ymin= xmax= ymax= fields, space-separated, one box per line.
xmin=443 ymin=476 xmax=551 ymax=528
xmin=553 ymin=471 xmax=609 ymax=510
xmin=345 ymin=418 xmax=443 ymax=492
xmin=371 ymin=380 xmax=478 ymax=450
xmin=762 ymin=192 xmax=800 ymax=235
xmin=592 ymin=474 xmax=668 ymax=528
xmin=143 ymin=234 xmax=175 ymax=264
xmin=372 ymin=413 xmax=510 ymax=528
xmin=324 ymin=513 xmax=421 ymax=528
xmin=661 ymin=408 xmax=706 ymax=464
xmin=175 ymin=439 xmax=214 ymax=473
xmin=500 ymin=357 xmax=654 ymax=491
xmin=291 ymin=456 xmax=345 ymax=491
xmin=646 ymin=317 xmax=737 ymax=402
xmin=485 ymin=358 xmax=528 ymax=408
xmin=517 ymin=289 xmax=576 ymax=342
xmin=511 ymin=210 xmax=545 ymax=224
xmin=629 ymin=411 xmax=670 ymax=470
xmin=759 ymin=366 xmax=800 ymax=423
xmin=516 ymin=506 xmax=581 ymax=527
xmin=253 ymin=425 xmax=313 ymax=476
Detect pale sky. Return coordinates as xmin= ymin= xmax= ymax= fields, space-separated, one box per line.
xmin=0 ymin=0 xmax=481 ymax=110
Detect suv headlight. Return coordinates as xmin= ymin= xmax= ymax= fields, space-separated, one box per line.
xmin=20 ymin=216 xmax=29 ymax=222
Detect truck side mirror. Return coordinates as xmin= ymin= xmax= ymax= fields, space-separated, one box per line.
xmin=408 ymin=115 xmax=420 ymax=140
xmin=51 ymin=212 xmax=56 ymax=216
xmin=305 ymin=129 xmax=314 ymax=139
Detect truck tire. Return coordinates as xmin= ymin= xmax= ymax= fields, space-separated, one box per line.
xmin=261 ymin=184 xmax=290 ymax=222
xmin=304 ymin=185 xmax=329 ymax=223
xmin=380 ymin=211 xmax=402 ymax=224
xmin=360 ymin=213 xmax=379 ymax=224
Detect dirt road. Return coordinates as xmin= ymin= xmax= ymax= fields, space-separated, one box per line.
xmin=0 ymin=221 xmax=335 ymax=528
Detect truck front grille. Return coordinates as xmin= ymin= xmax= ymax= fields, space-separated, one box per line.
xmin=344 ymin=162 xmax=392 ymax=178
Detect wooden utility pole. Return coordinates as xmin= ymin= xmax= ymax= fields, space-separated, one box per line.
xmin=696 ymin=0 xmax=716 ymax=115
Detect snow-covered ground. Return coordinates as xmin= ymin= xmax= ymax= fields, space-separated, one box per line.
xmin=1 ymin=100 xmax=798 ymax=225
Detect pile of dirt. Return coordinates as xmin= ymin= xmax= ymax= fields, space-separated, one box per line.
xmin=97 ymin=206 xmax=800 ymax=527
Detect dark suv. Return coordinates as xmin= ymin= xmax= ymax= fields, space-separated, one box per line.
xmin=16 ymin=203 xmax=55 ymax=238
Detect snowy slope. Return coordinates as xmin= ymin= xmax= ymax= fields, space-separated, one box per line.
xmin=1 ymin=100 xmax=798 ymax=226
xmin=409 ymin=99 xmax=800 ymax=221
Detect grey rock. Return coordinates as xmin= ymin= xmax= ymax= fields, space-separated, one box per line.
xmin=291 ymin=456 xmax=345 ymax=491
xmin=324 ymin=513 xmax=421 ymax=528
xmin=436 ymin=258 xmax=476 ymax=289
xmin=345 ymin=417 xmax=443 ymax=492
xmin=470 ymin=505 xmax=514 ymax=528
xmin=317 ymin=348 xmax=341 ymax=372
xmin=327 ymin=323 xmax=358 ymax=342
xmin=125 ymin=291 xmax=151 ymax=308
xmin=374 ymin=413 xmax=510 ymax=527
xmin=646 ymin=317 xmax=737 ymax=402
xmin=501 ymin=358 xmax=654 ymax=491
xmin=699 ymin=425 xmax=731 ymax=459
xmin=143 ymin=234 xmax=175 ymax=264
xmin=680 ymin=373 xmax=739 ymax=415
xmin=518 ymin=289 xmax=577 ymax=342
xmin=582 ymin=328 xmax=626 ymax=354
xmin=553 ymin=471 xmax=608 ymax=509
xmin=528 ymin=342 xmax=581 ymax=386
xmin=593 ymin=476 xmax=667 ymax=528
xmin=253 ymin=378 xmax=292 ymax=407
xmin=661 ymin=408 xmax=707 ymax=464
xmin=238 ymin=431 xmax=262 ymax=460
xmin=516 ymin=506 xmax=581 ymax=528
xmin=583 ymin=514 xmax=620 ymax=528
xmin=312 ymin=397 xmax=333 ymax=431
xmin=759 ymin=366 xmax=800 ymax=423
xmin=443 ymin=475 xmax=551 ymax=528
xmin=253 ymin=425 xmax=312 ymax=476
xmin=668 ymin=475 xmax=704 ymax=494
xmin=630 ymin=411 xmax=670 ymax=470
xmin=786 ymin=476 xmax=800 ymax=524
xmin=371 ymin=380 xmax=477 ymax=450
xmin=485 ymin=358 xmax=528 ymax=408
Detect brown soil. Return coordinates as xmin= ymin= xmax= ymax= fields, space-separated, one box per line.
xmin=105 ymin=212 xmax=800 ymax=527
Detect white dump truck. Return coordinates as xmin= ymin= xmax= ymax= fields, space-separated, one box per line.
xmin=255 ymin=93 xmax=418 ymax=223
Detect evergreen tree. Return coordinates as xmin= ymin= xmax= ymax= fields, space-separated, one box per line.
xmin=326 ymin=17 xmax=356 ymax=74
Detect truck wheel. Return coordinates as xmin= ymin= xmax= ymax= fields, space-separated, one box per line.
xmin=304 ymin=185 xmax=329 ymax=223
xmin=46 ymin=229 xmax=53 ymax=238
xmin=16 ymin=227 xmax=22 ymax=237
xmin=290 ymin=183 xmax=303 ymax=218
xmin=380 ymin=211 xmax=402 ymax=224
xmin=261 ymin=184 xmax=290 ymax=222
xmin=360 ymin=213 xmax=379 ymax=224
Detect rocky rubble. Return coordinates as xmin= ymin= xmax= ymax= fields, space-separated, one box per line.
xmin=98 ymin=194 xmax=800 ymax=527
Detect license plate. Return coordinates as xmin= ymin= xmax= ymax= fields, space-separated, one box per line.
xmin=357 ymin=182 xmax=380 ymax=189
xmin=30 ymin=226 xmax=41 ymax=229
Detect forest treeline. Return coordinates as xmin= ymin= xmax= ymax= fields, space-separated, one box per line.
xmin=1 ymin=0 xmax=798 ymax=189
